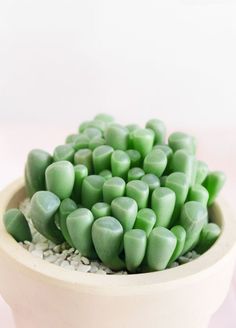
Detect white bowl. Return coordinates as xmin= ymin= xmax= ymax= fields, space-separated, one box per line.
xmin=0 ymin=178 xmax=236 ymax=328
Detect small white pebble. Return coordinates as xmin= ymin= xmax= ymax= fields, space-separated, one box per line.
xmin=72 ymin=255 xmax=81 ymax=262
xmin=44 ymin=250 xmax=53 ymax=257
xmin=178 ymin=256 xmax=190 ymax=264
xmin=61 ymin=260 xmax=70 ymax=268
xmin=58 ymin=253 xmax=68 ymax=261
xmin=34 ymin=234 xmax=46 ymax=244
xmin=78 ymin=264 xmax=91 ymax=273
xmin=70 ymin=260 xmax=80 ymax=267
xmin=67 ymin=248 xmax=75 ymax=254
xmin=45 ymin=255 xmax=58 ymax=263
xmin=36 ymin=242 xmax=48 ymax=251
xmin=98 ymin=263 xmax=107 ymax=270
xmin=96 ymin=269 xmax=107 ymax=275
xmin=31 ymin=249 xmax=43 ymax=259
xmin=168 ymin=262 xmax=179 ymax=268
xmin=55 ymin=258 xmax=64 ymax=265
xmin=81 ymin=256 xmax=90 ymax=265
xmin=60 ymin=243 xmax=68 ymax=251
xmin=53 ymin=245 xmax=61 ymax=253
xmin=105 ymin=267 xmax=113 ymax=274
xmin=48 ymin=241 xmax=56 ymax=249
xmin=186 ymin=252 xmax=193 ymax=259
xmin=90 ymin=265 xmax=99 ymax=273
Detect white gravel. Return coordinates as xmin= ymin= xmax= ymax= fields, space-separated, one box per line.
xmin=19 ymin=199 xmax=199 ymax=274
xmin=19 ymin=199 xmax=128 ymax=275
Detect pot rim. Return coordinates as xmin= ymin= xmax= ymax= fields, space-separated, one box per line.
xmin=0 ymin=178 xmax=236 ymax=293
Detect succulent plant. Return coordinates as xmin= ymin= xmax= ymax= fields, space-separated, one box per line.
xmin=3 ymin=114 xmax=225 ymax=273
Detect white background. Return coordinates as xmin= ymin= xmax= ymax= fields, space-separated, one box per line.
xmin=0 ymin=0 xmax=236 ymax=127
xmin=0 ymin=1 xmax=236 ymax=327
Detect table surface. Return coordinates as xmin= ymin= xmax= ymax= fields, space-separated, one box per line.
xmin=0 ymin=123 xmax=235 ymax=328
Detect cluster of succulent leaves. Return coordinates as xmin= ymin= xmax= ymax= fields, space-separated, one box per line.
xmin=4 ymin=114 xmax=225 ymax=273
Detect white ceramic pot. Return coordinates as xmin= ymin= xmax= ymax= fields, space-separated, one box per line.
xmin=0 ymin=178 xmax=236 ymax=328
